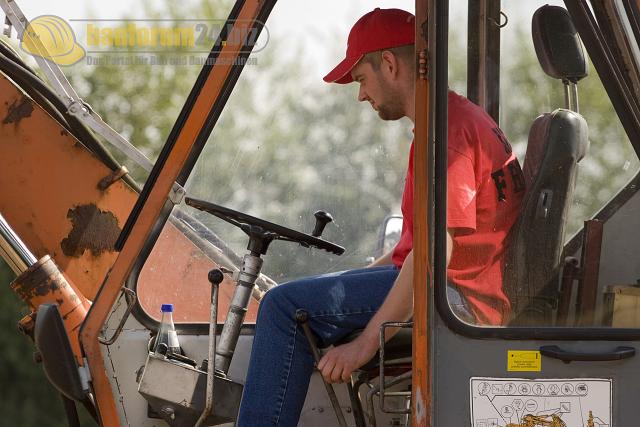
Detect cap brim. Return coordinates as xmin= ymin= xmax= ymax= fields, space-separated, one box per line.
xmin=323 ymin=54 xmax=363 ymax=84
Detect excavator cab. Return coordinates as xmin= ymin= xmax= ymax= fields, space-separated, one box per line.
xmin=2 ymin=0 xmax=640 ymax=426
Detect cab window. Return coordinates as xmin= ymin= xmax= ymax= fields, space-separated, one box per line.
xmin=447 ymin=1 xmax=640 ymax=329
xmin=136 ymin=0 xmax=415 ymax=323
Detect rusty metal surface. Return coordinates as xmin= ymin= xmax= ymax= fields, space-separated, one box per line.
xmin=0 ymin=73 xmax=138 ymax=299
xmin=60 ymin=204 xmax=121 ymax=258
xmin=98 ymin=166 xmax=129 ymax=191
xmin=2 ymin=95 xmax=33 ymax=124
xmin=10 ymin=255 xmax=88 ymax=362
xmin=17 ymin=312 xmax=36 ymax=339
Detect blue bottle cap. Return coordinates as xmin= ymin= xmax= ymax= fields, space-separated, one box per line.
xmin=161 ymin=304 xmax=174 ymax=313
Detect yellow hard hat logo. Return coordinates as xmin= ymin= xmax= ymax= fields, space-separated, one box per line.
xmin=21 ymin=15 xmax=85 ymax=66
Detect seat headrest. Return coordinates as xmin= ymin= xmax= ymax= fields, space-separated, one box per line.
xmin=532 ymin=5 xmax=588 ymax=83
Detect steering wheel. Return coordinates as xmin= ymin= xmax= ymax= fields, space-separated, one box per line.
xmin=184 ymin=197 xmax=345 ymax=256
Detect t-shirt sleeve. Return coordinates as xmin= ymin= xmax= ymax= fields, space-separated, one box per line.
xmin=447 ymin=147 xmax=476 ymax=231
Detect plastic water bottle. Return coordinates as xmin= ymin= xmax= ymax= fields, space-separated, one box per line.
xmin=154 ymin=304 xmax=181 ymax=355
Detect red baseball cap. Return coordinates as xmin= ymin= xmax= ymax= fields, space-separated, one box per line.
xmin=323 ymin=8 xmax=415 ymax=84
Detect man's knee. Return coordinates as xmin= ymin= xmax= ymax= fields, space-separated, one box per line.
xmin=257 ymin=284 xmax=295 ymax=320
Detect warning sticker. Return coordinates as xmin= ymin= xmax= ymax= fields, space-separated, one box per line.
xmin=508 ymin=350 xmax=541 ymax=372
xmin=470 ymin=377 xmax=611 ymax=427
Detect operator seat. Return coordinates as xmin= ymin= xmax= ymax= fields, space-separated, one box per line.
xmin=502 ymin=5 xmax=589 ymax=326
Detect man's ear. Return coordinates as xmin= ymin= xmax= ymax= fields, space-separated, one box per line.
xmin=380 ymin=50 xmax=399 ymax=80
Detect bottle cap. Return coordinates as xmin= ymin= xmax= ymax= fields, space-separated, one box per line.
xmin=161 ymin=304 xmax=174 ymax=313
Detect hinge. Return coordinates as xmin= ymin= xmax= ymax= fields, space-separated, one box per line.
xmin=79 ymin=358 xmax=92 ymax=392
xmin=168 ymin=184 xmax=186 ymax=205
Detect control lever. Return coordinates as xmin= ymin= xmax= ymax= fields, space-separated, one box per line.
xmin=296 ymin=310 xmax=348 ymax=427
xmin=194 ymin=268 xmax=223 ymax=427
xmin=312 ymin=211 xmax=334 ymax=237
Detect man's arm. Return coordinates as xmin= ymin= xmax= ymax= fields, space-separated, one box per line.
xmin=367 ymin=248 xmax=395 ymax=267
xmin=318 ymin=231 xmax=454 ymax=383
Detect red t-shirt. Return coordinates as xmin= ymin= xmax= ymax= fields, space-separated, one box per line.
xmin=392 ymin=91 xmax=524 ymax=325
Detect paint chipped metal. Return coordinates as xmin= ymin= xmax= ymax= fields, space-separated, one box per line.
xmin=2 ymin=96 xmax=34 ymax=125
xmin=61 ymin=204 xmax=121 ymax=257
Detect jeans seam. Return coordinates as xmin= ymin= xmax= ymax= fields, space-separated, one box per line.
xmin=308 ymin=308 xmax=378 ymax=319
xmin=274 ymin=320 xmax=297 ymax=426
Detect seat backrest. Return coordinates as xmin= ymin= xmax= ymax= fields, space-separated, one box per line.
xmin=503 ymin=109 xmax=589 ymax=325
xmin=500 ymin=5 xmax=590 ymax=326
xmin=531 ymin=5 xmax=588 ymax=84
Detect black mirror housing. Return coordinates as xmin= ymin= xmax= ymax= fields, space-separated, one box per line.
xmin=34 ymin=304 xmax=86 ymax=401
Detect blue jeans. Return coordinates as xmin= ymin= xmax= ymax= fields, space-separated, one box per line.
xmin=236 ymin=265 xmax=473 ymax=426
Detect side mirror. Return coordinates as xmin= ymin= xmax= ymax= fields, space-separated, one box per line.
xmin=34 ymin=304 xmax=87 ymax=401
xmin=375 ymin=215 xmax=403 ymax=258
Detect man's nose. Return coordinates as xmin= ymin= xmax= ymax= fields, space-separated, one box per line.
xmin=357 ymin=86 xmax=368 ymax=102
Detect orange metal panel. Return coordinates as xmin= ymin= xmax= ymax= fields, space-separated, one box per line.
xmin=138 ymin=222 xmax=258 ymax=323
xmin=0 ymin=73 xmax=137 ymax=299
xmin=80 ymin=1 xmax=268 ymax=424
xmin=10 ymin=255 xmax=88 ymax=362
xmin=413 ymin=0 xmax=432 ymax=426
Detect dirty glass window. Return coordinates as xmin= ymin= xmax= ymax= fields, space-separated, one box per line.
xmin=137 ymin=0 xmax=415 ymax=323
xmin=447 ymin=1 xmax=640 ymax=329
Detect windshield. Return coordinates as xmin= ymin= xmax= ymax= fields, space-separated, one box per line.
xmin=136 ymin=0 xmax=415 ymax=323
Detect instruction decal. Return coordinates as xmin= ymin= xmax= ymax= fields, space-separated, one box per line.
xmin=470 ymin=377 xmax=611 ymax=427
xmin=507 ymin=350 xmax=541 ymax=372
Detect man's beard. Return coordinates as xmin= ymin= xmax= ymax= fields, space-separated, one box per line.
xmin=376 ymin=75 xmax=405 ymax=121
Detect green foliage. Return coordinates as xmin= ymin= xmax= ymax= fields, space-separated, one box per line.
xmin=69 ymin=0 xmax=233 ymax=183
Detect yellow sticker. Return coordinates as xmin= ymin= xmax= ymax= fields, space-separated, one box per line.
xmin=507 ymin=350 xmax=542 ymax=372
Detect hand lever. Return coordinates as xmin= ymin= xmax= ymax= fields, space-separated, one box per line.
xmin=195 ymin=268 xmax=223 ymax=427
xmin=312 ymin=211 xmax=333 ymax=237
xmin=540 ymin=345 xmax=635 ymax=363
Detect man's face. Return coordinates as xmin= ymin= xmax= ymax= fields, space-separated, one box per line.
xmin=350 ymin=56 xmax=405 ymax=121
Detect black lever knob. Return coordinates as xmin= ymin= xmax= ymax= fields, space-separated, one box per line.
xmin=208 ymin=268 xmax=225 ymax=286
xmin=312 ymin=211 xmax=333 ymax=237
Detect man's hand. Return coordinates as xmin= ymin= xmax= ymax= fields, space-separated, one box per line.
xmin=317 ymin=335 xmax=377 ymax=383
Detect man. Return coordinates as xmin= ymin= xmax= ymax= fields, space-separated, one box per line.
xmin=237 ymin=8 xmax=523 ymax=426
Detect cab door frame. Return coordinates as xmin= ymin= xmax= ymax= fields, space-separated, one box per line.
xmin=417 ymin=0 xmax=640 ymax=426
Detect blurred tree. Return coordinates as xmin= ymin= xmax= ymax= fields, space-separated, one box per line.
xmin=70 ymin=0 xmax=234 ymax=182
